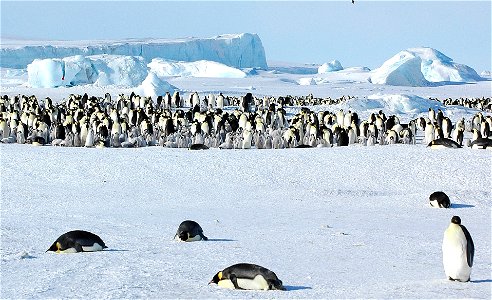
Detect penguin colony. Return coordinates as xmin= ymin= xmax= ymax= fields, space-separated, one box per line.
xmin=1 ymin=93 xmax=491 ymax=149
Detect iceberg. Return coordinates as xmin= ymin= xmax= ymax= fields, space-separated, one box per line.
xmin=370 ymin=47 xmax=481 ymax=86
xmin=1 ymin=33 xmax=268 ymax=69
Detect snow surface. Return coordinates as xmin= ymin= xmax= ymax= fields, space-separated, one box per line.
xmin=1 ymin=33 xmax=268 ymax=69
xmin=1 ymin=142 xmax=491 ymax=299
xmin=371 ymin=48 xmax=482 ymax=86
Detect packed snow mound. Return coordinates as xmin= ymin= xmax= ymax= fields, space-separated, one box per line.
xmin=148 ymin=58 xmax=247 ymax=78
xmin=1 ymin=33 xmax=268 ymax=69
xmin=133 ymin=72 xmax=177 ymax=97
xmin=27 ymin=55 xmax=148 ymax=88
xmin=298 ymin=77 xmax=316 ymax=85
xmin=318 ymin=60 xmax=343 ymax=73
xmin=370 ymin=47 xmax=481 ymax=86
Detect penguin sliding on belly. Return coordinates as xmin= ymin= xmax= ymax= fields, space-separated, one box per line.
xmin=469 ymin=137 xmax=492 ymax=149
xmin=442 ymin=216 xmax=474 ymax=282
xmin=174 ymin=220 xmax=208 ymax=242
xmin=428 ymin=138 xmax=461 ymax=149
xmin=47 ymin=230 xmax=107 ymax=253
xmin=210 ymin=263 xmax=285 ymax=290
xmin=429 ymin=191 xmax=451 ymax=208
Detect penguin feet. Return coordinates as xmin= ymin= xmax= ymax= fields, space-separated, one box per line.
xmin=448 ymin=277 xmax=470 ymax=282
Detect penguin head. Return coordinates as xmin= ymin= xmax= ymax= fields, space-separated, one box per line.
xmin=268 ymin=278 xmax=286 ymax=291
xmin=209 ymin=271 xmax=222 ymax=284
xmin=178 ymin=231 xmax=189 ymax=241
xmin=451 ymin=216 xmax=461 ymax=225
xmin=46 ymin=241 xmax=61 ymax=252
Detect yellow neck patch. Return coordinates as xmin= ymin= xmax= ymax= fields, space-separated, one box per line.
xmin=218 ymin=271 xmax=223 ymax=280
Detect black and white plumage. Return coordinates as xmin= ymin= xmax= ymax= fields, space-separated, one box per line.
xmin=47 ymin=230 xmax=107 ymax=253
xmin=174 ymin=220 xmax=208 ymax=242
xmin=442 ymin=216 xmax=474 ymax=282
xmin=210 ymin=263 xmax=285 ymax=290
xmin=429 ymin=191 xmax=451 ymax=208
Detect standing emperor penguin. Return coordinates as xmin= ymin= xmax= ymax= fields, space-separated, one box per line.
xmin=442 ymin=216 xmax=474 ymax=282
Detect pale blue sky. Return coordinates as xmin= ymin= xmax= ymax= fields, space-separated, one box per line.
xmin=1 ymin=1 xmax=491 ymax=71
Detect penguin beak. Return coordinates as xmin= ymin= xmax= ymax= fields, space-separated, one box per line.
xmin=209 ymin=272 xmax=221 ymax=284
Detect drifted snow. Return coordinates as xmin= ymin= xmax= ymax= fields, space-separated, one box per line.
xmin=370 ymin=47 xmax=482 ymax=86
xmin=132 ymin=72 xmax=178 ymax=98
xmin=148 ymin=58 xmax=247 ymax=78
xmin=298 ymin=77 xmax=316 ymax=86
xmin=1 ymin=33 xmax=268 ymax=69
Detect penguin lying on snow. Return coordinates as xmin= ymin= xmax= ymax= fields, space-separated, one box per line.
xmin=427 ymin=138 xmax=461 ymax=149
xmin=210 ymin=263 xmax=285 ymax=290
xmin=189 ymin=143 xmax=209 ymax=150
xmin=429 ymin=191 xmax=451 ymax=208
xmin=174 ymin=220 xmax=208 ymax=242
xmin=47 ymin=230 xmax=107 ymax=253
xmin=469 ymin=137 xmax=492 ymax=149
xmin=442 ymin=216 xmax=474 ymax=282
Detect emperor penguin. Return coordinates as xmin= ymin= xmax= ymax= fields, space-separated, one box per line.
xmin=469 ymin=137 xmax=492 ymax=149
xmin=47 ymin=230 xmax=107 ymax=253
xmin=216 ymin=93 xmax=225 ymax=109
xmin=427 ymin=138 xmax=461 ymax=149
xmin=429 ymin=191 xmax=451 ymax=208
xmin=242 ymin=129 xmax=253 ymax=149
xmin=210 ymin=263 xmax=285 ymax=290
xmin=442 ymin=216 xmax=474 ymax=282
xmin=424 ymin=122 xmax=435 ymax=144
xmin=174 ymin=220 xmax=208 ymax=241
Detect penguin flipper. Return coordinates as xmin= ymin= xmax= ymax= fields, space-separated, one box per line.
xmin=199 ymin=233 xmax=208 ymax=241
xmin=230 ymin=274 xmax=244 ymax=290
xmin=460 ymin=225 xmax=474 ymax=267
xmin=74 ymin=243 xmax=84 ymax=252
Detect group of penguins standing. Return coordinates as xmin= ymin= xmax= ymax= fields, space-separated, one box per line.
xmin=47 ymin=192 xmax=475 ymax=292
xmin=1 ymin=91 xmax=491 ymax=150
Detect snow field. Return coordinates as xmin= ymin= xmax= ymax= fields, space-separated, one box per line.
xmin=1 ymin=144 xmax=490 ymax=298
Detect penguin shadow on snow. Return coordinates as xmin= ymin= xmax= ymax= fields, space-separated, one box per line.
xmin=283 ymin=285 xmax=313 ymax=291
xmin=471 ymin=279 xmax=492 ymax=283
xmin=103 ymin=249 xmax=131 ymax=252
xmin=449 ymin=203 xmax=475 ymax=209
xmin=206 ymin=238 xmax=236 ymax=242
